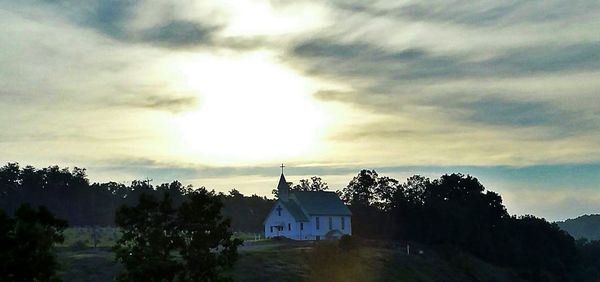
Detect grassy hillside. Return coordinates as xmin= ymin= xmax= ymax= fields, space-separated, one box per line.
xmin=231 ymin=240 xmax=523 ymax=282
xmin=556 ymin=214 xmax=600 ymax=240
xmin=56 ymin=229 xmax=523 ymax=282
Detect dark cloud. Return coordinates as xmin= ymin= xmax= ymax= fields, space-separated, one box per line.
xmin=294 ymin=40 xmax=426 ymax=62
xmin=112 ymin=94 xmax=199 ymax=113
xmin=216 ymin=36 xmax=272 ymax=51
xmin=488 ymin=42 xmax=600 ymax=74
xmin=139 ymin=20 xmax=218 ymax=48
xmin=136 ymin=95 xmax=198 ymax=113
xmin=334 ymin=0 xmax=598 ymax=26
xmin=466 ymin=97 xmax=563 ymax=127
xmin=291 ymin=38 xmax=466 ymax=81
xmin=392 ymin=2 xmax=521 ymax=26
xmin=39 ymin=0 xmax=218 ymax=49
xmin=313 ymin=90 xmax=354 ymax=101
xmin=314 ymin=88 xmax=599 ymax=142
xmin=333 ymin=127 xmax=423 ymax=141
xmin=415 ymin=94 xmax=599 ymax=136
xmin=292 ymin=38 xmax=600 ymax=84
xmin=81 ymin=0 xmax=134 ymax=38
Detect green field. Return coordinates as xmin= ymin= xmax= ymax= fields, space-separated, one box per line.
xmin=58 ymin=227 xmax=261 ymax=249
xmin=56 ymin=228 xmax=523 ymax=282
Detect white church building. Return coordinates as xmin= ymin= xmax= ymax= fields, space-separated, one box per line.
xmin=263 ymin=171 xmax=352 ymax=240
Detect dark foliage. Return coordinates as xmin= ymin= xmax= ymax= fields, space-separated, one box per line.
xmin=272 ymin=176 xmax=329 ymax=197
xmin=338 ymin=234 xmax=357 ymax=252
xmin=0 ymin=204 xmax=67 ymax=281
xmin=114 ymin=190 xmax=242 ymax=281
xmin=341 ymin=170 xmax=594 ymax=281
xmin=0 ymin=163 xmax=273 ymax=232
xmin=340 ymin=169 xmax=379 ymax=208
xmin=220 ymin=189 xmax=274 ymax=233
xmin=338 ymin=170 xmax=400 ymax=238
xmin=575 ymin=239 xmax=600 ymax=280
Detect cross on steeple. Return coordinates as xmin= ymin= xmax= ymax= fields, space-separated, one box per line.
xmin=280 ymin=163 xmax=285 ymax=174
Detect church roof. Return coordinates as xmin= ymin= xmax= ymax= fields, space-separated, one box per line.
xmin=277 ymin=173 xmax=290 ymax=191
xmin=281 ymin=199 xmax=309 ymax=222
xmin=290 ymin=191 xmax=352 ymax=216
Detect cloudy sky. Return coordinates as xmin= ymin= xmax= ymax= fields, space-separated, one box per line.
xmin=1 ymin=0 xmax=599 ymax=220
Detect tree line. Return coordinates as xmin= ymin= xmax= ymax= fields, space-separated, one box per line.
xmin=0 ymin=163 xmax=273 ymax=231
xmin=337 ymin=169 xmax=600 ymax=281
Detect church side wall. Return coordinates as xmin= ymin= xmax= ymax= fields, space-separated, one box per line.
xmin=302 ymin=215 xmax=352 ymax=240
xmin=263 ymin=203 xmax=353 ymax=240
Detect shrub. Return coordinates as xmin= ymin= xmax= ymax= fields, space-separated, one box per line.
xmin=0 ymin=204 xmax=68 ymax=281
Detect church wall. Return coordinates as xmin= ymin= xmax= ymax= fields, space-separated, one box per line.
xmin=263 ymin=201 xmax=299 ymax=239
xmin=296 ymin=218 xmax=314 ymax=240
xmin=303 ymin=215 xmax=352 ymax=240
xmin=263 ymin=203 xmax=353 ymax=240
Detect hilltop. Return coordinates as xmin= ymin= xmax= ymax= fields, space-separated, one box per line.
xmin=556 ymin=214 xmax=600 ymax=240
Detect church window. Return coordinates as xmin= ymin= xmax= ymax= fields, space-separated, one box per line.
xmin=341 ymin=217 xmax=345 ymax=230
xmin=288 ymin=223 xmax=291 ymax=231
xmin=328 ymin=217 xmax=333 ymax=230
xmin=316 ymin=217 xmax=320 ymax=230
xmin=277 ymin=205 xmax=282 ymax=216
xmin=270 ymin=226 xmax=273 ymax=233
xmin=300 ymin=222 xmax=304 ymax=230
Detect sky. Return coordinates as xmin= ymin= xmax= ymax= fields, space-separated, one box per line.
xmin=1 ymin=0 xmax=599 ymax=221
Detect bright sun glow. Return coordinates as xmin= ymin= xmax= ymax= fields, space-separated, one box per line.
xmin=170 ymin=52 xmax=327 ymax=165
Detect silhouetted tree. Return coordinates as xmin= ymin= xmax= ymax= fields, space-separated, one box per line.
xmin=340 ymin=169 xmax=378 ymax=208
xmin=177 ymin=189 xmax=243 ymax=281
xmin=499 ymin=215 xmax=579 ymax=281
xmin=0 ymin=204 xmax=67 ymax=281
xmin=372 ymin=176 xmax=400 ymax=210
xmin=114 ymin=189 xmax=242 ymax=281
xmin=221 ymin=190 xmax=273 ymax=233
xmin=291 ymin=176 xmax=329 ymax=192
xmin=388 ymin=173 xmax=582 ymax=281
xmin=271 ymin=176 xmax=328 ymax=197
xmin=389 ymin=175 xmax=430 ymax=239
xmin=0 ymin=163 xmax=21 ymax=213
xmin=339 ymin=170 xmax=400 ymax=238
xmin=576 ymin=239 xmax=600 ymax=280
xmin=114 ymin=193 xmax=180 ymax=281
xmin=0 ymin=162 xmax=276 ymax=232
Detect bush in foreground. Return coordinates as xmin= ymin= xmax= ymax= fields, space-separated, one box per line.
xmin=0 ymin=204 xmax=68 ymax=281
xmin=114 ymin=189 xmax=243 ymax=282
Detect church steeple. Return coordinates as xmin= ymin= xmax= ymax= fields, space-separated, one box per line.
xmin=277 ymin=164 xmax=289 ymax=201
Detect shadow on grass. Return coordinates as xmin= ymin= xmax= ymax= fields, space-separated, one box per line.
xmin=57 ymin=247 xmax=120 ymax=282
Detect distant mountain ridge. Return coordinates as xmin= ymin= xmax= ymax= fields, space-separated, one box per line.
xmin=556 ymin=214 xmax=600 ymax=240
